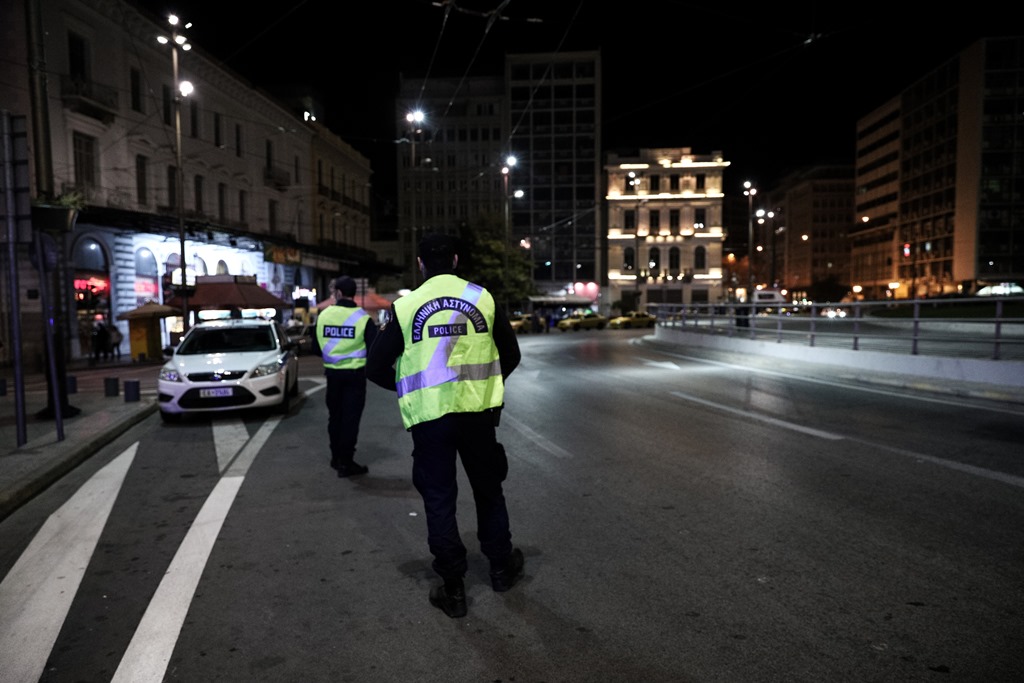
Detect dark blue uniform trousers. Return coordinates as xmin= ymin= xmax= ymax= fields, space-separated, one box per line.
xmin=324 ymin=369 xmax=367 ymax=466
xmin=410 ymin=410 xmax=512 ymax=582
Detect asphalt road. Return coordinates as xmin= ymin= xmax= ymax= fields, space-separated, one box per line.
xmin=1 ymin=331 xmax=1022 ymax=682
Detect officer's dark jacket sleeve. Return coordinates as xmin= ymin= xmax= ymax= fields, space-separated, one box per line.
xmin=492 ymin=307 xmax=521 ymax=379
xmin=365 ymin=305 xmax=402 ymax=391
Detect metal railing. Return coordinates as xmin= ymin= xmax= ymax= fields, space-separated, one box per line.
xmin=647 ymin=297 xmax=1024 ymax=361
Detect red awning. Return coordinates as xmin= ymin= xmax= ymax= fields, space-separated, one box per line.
xmin=166 ymin=278 xmax=289 ymax=311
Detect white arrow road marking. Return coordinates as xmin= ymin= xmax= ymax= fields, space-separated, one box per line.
xmin=641 ymin=359 xmax=681 ymax=370
xmin=213 ymin=419 xmax=249 ymax=474
xmin=0 ymin=444 xmax=137 ymax=683
xmin=112 ymin=417 xmax=281 ymax=683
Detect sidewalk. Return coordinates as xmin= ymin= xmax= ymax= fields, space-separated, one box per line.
xmin=0 ymin=357 xmax=160 ymax=520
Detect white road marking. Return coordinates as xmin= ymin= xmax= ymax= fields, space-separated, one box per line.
xmin=671 ymin=390 xmax=845 ymax=440
xmin=670 ymin=391 xmax=1024 ymax=489
xmin=113 ymin=416 xmax=282 ymax=683
xmin=213 ymin=419 xmax=248 ymax=473
xmin=0 ymin=445 xmax=137 ymax=683
xmin=502 ymin=413 xmax=574 ymax=459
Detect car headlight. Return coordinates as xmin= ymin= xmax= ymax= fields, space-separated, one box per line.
xmin=159 ymin=366 xmax=182 ymax=382
xmin=251 ymin=359 xmax=285 ymax=378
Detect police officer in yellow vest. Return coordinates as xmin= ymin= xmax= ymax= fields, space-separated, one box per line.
xmin=316 ymin=275 xmax=377 ymax=477
xmin=366 ymin=233 xmax=523 ymax=618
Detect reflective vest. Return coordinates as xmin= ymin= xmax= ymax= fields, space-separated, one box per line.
xmin=317 ymin=304 xmax=370 ymax=370
xmin=392 ymin=274 xmax=504 ymax=429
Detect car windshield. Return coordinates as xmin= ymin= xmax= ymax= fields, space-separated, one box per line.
xmin=177 ymin=326 xmax=277 ymax=355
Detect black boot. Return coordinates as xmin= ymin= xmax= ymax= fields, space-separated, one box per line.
xmin=429 ymin=580 xmax=467 ymax=618
xmin=336 ymin=461 xmax=368 ymax=478
xmin=490 ymin=547 xmax=525 ymax=592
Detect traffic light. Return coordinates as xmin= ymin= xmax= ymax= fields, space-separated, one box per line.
xmin=903 ymin=242 xmax=911 ymax=258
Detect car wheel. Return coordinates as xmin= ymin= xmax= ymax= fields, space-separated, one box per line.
xmin=277 ymin=376 xmax=293 ymax=414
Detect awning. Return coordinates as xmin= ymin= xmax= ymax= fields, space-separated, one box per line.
xmin=116 ymin=300 xmax=181 ymax=320
xmin=165 ymin=275 xmax=290 ymax=311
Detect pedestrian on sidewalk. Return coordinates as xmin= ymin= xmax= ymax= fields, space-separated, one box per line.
xmin=366 ymin=232 xmax=525 ymax=619
xmin=316 ymin=275 xmax=377 ymax=478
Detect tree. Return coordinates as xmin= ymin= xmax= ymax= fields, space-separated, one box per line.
xmin=454 ymin=215 xmax=537 ymax=312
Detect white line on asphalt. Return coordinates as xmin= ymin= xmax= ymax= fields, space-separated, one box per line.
xmin=0 ymin=444 xmax=137 ymax=683
xmin=502 ymin=413 xmax=574 ymax=459
xmin=112 ymin=417 xmax=282 ymax=683
xmin=670 ymin=390 xmax=845 ymax=440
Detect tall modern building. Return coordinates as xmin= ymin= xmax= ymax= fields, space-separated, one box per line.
xmin=394 ymin=75 xmax=506 ymax=290
xmin=505 ymin=51 xmax=602 ymax=299
xmin=850 ymin=36 xmax=1024 ymax=299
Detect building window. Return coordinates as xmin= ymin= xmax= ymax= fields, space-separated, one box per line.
xmin=135 ymin=155 xmax=148 ymax=205
xmin=130 ymin=68 xmax=143 ymax=113
xmin=669 ymin=209 xmax=680 ymax=234
xmin=669 ymin=174 xmax=679 ymax=192
xmin=213 ymin=112 xmax=222 ymax=147
xmin=696 ymin=174 xmax=706 ymax=190
xmin=72 ymin=131 xmax=98 ymax=192
xmin=624 ymin=246 xmax=635 ymax=271
xmin=167 ymin=166 xmax=177 ymax=207
xmin=162 ymin=84 xmax=172 ymax=125
xmin=189 ymin=100 xmax=199 ymax=138
xmin=68 ymin=31 xmax=89 ymax=81
xmin=625 ymin=209 xmax=637 ymax=232
xmin=235 ymin=123 xmax=242 ymax=157
xmin=268 ymin=199 xmax=278 ymax=232
xmin=650 ymin=175 xmax=661 ymax=193
xmin=669 ymin=247 xmax=681 ymax=275
xmin=695 ymin=207 xmax=707 ymax=228
xmin=238 ymin=190 xmax=247 ymax=223
xmin=193 ymin=175 xmax=204 ymax=214
xmin=695 ymin=246 xmax=707 ymax=270
xmin=217 ymin=183 xmax=227 ymax=222
xmin=650 ymin=210 xmax=661 ymax=233
xmin=649 ymin=247 xmax=661 ymax=278
xmin=134 ymin=247 xmax=159 ymax=306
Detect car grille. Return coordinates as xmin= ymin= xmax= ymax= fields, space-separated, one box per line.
xmin=178 ymin=386 xmax=257 ymax=409
xmin=187 ymin=370 xmax=247 ymax=382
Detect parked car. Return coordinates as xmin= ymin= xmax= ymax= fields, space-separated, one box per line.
xmin=158 ymin=318 xmax=300 ymax=422
xmin=509 ymin=313 xmax=536 ymax=334
xmin=285 ymin=320 xmax=319 ymax=355
xmin=557 ymin=311 xmax=607 ymax=332
xmin=608 ymin=310 xmax=657 ymax=329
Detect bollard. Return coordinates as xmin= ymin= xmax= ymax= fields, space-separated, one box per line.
xmin=66 ymin=375 xmax=78 ymax=394
xmin=104 ymin=377 xmax=119 ymax=397
xmin=124 ymin=379 xmax=141 ymax=403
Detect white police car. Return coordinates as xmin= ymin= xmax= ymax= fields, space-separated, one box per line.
xmin=158 ymin=318 xmax=300 ymax=422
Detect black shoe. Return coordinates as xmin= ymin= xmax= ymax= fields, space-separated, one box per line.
xmin=329 ymin=459 xmax=340 ymax=471
xmin=337 ymin=462 xmax=368 ymax=478
xmin=429 ymin=582 xmax=467 ymax=618
xmin=490 ymin=547 xmax=525 ymax=592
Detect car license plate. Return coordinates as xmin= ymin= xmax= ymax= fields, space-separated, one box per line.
xmin=200 ymin=387 xmax=232 ymax=398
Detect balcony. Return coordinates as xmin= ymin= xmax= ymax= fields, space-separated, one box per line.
xmin=60 ymin=75 xmax=118 ymax=123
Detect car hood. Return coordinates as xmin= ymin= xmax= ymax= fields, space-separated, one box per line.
xmin=166 ymin=349 xmax=283 ymax=376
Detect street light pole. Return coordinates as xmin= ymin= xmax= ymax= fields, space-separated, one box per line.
xmin=406 ymin=110 xmax=424 ymax=287
xmin=743 ymin=181 xmax=757 ymax=309
xmin=502 ymin=155 xmax=517 ymax=310
xmin=159 ymin=15 xmax=193 ymax=334
xmin=629 ymin=171 xmax=643 ymax=310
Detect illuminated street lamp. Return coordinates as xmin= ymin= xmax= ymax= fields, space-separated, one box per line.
xmin=629 ymin=171 xmax=644 ymax=309
xmin=743 ymin=181 xmax=757 ymax=309
xmin=406 ymin=110 xmax=424 ymax=286
xmin=157 ymin=15 xmax=194 ymax=333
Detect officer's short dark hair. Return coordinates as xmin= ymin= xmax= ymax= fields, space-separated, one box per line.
xmin=418 ymin=233 xmax=457 ymax=271
xmin=333 ymin=276 xmax=356 ymax=297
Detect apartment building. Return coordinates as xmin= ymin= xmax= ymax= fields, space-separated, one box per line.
xmin=0 ymin=0 xmax=377 ymax=366
xmin=605 ymin=148 xmax=729 ymax=310
xmin=850 ymin=36 xmax=1024 ymax=299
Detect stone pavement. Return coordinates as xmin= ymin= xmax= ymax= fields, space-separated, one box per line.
xmin=0 ymin=357 xmax=160 ymax=520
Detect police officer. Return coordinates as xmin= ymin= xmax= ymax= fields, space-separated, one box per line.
xmin=366 ymin=233 xmax=524 ymax=618
xmin=316 ymin=275 xmax=377 ymax=477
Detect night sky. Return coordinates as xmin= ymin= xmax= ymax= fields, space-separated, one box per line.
xmin=133 ymin=0 xmax=1010 ymax=195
